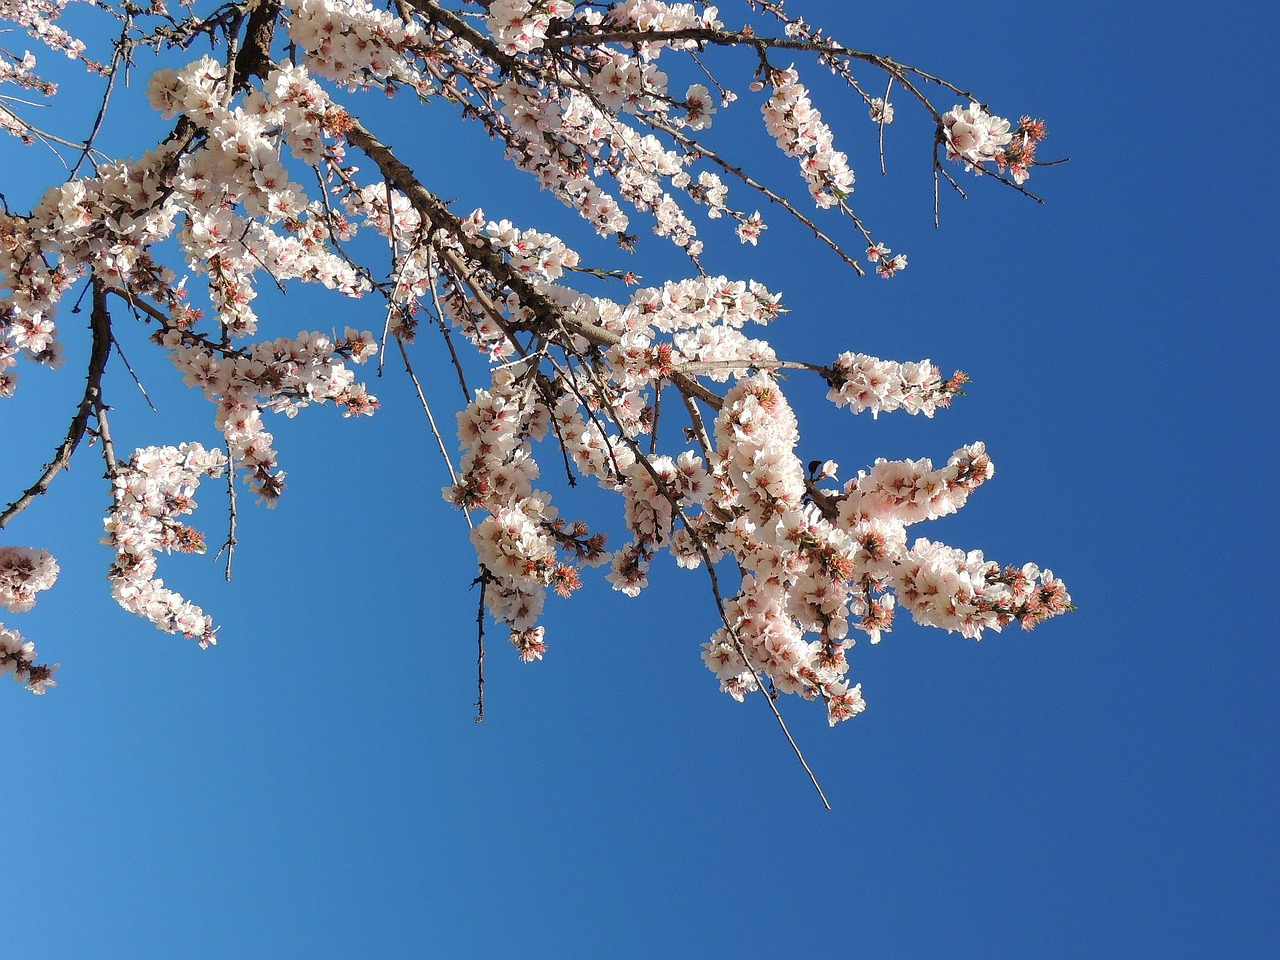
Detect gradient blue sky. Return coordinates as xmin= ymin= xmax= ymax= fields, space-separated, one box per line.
xmin=2 ymin=2 xmax=1276 ymax=957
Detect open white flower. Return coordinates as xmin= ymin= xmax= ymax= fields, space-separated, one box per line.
xmin=942 ymin=102 xmax=1012 ymax=168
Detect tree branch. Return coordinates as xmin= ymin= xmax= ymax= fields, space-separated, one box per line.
xmin=1 ymin=278 xmax=113 ymax=529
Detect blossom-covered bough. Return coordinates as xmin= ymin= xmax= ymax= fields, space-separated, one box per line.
xmin=1 ymin=0 xmax=1069 ymax=803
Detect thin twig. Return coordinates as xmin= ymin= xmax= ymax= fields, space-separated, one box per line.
xmin=70 ymin=11 xmax=131 ymax=178
xmin=700 ymin=543 xmax=832 ymax=810
xmin=878 ymin=76 xmax=893 ymax=177
xmin=426 ymin=244 xmax=472 ymax=402
xmin=474 ymin=567 xmax=488 ymax=722
xmin=395 ymin=336 xmax=472 ymax=530
xmin=110 ymin=332 xmax=158 ymax=412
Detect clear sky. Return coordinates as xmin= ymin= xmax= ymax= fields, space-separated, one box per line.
xmin=2 ymin=1 xmax=1276 ymax=957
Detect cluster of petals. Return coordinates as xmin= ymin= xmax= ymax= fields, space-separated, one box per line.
xmin=606 ymin=1 xmax=722 ymax=57
xmin=894 ymin=540 xmax=1071 ymax=638
xmin=288 ymin=0 xmax=425 ymax=89
xmin=483 ymin=219 xmax=580 ymax=282
xmin=513 ymin=80 xmax=702 ymax=245
xmin=492 ymin=82 xmax=634 ymax=238
xmin=942 ymin=102 xmax=1014 ymax=171
xmin=622 ymin=276 xmax=784 ymax=334
xmin=0 ymin=0 xmax=87 ymax=63
xmin=0 ymin=48 xmax=54 ymax=141
xmin=424 ymin=5 xmax=739 ymax=253
xmin=0 ymin=545 xmax=59 ymax=692
xmin=165 ymin=326 xmax=377 ymax=503
xmin=826 ymin=352 xmax=961 ymax=418
xmin=150 ymin=59 xmax=366 ymax=335
xmin=487 ymin=0 xmax=574 ymax=54
xmin=701 ymin=572 xmax=866 ymax=725
xmin=103 ymin=443 xmax=227 ymax=646
xmin=0 ymin=5 xmax=1072 ymax=724
xmin=685 ymin=376 xmax=1067 ymax=721
xmin=590 ymin=51 xmax=670 ymax=114
xmin=0 ymin=545 xmax=59 ymax=612
xmin=607 ymin=451 xmax=710 ymax=596
xmin=713 ymin=376 xmax=806 ymax=529
xmin=448 ymin=369 xmax=599 ymax=650
xmin=3 ymin=54 xmax=365 ymax=409
xmin=760 ymin=67 xmax=855 ymax=208
xmin=0 ymin=622 xmax=55 ymax=693
xmin=996 ymin=116 xmax=1048 ymax=185
xmin=837 ymin=442 xmax=994 ymax=527
xmin=697 ymin=503 xmax=879 ymax=723
xmin=865 ymin=241 xmax=907 ymax=279
xmin=710 ymin=484 xmax=877 ymax=716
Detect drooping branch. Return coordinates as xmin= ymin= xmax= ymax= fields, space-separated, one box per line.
xmin=1 ymin=277 xmax=113 ymax=529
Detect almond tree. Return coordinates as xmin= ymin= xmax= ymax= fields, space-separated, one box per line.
xmin=0 ymin=0 xmax=1070 ymax=802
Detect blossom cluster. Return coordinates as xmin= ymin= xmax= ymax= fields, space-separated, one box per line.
xmin=998 ymin=116 xmax=1049 ymax=185
xmin=0 ymin=623 xmax=55 ymax=693
xmin=865 ymin=241 xmax=907 ymax=279
xmin=837 ymin=442 xmax=994 ymax=527
xmin=149 ymin=59 xmax=366 ymax=335
xmin=429 ymin=4 xmax=726 ymax=251
xmin=701 ymin=378 xmax=879 ymax=722
xmin=695 ymin=378 xmax=1068 ymax=722
xmin=425 ymin=198 xmax=1069 ymax=723
xmin=943 ymin=102 xmax=1011 ymax=170
xmin=4 ymin=56 xmax=369 ymax=405
xmin=0 ymin=49 xmax=54 ymax=142
xmin=607 ymin=0 xmax=722 ymax=47
xmin=942 ymin=103 xmax=1047 ymax=183
xmin=0 ymin=545 xmax=59 ymax=693
xmin=0 ymin=545 xmax=59 ymax=612
xmin=604 ymin=275 xmax=783 ymax=389
xmin=760 ymin=67 xmax=855 ymax=208
xmin=0 ymin=199 xmax=74 ymax=395
xmin=895 ymin=541 xmax=1071 ymax=638
xmin=447 ymin=368 xmax=600 ymax=653
xmin=826 ymin=352 xmax=967 ymax=418
xmin=103 ymin=443 xmax=227 ymax=646
xmin=288 ymin=0 xmax=426 ymax=91
xmin=164 ymin=325 xmax=378 ymax=504
xmin=487 ymin=0 xmax=574 ymax=54
xmin=483 ymin=219 xmax=580 ymax=283
xmin=493 ymin=77 xmax=702 ymax=245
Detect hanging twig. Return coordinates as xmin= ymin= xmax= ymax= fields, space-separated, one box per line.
xmin=395 ymin=336 xmax=472 ymax=530
xmin=110 ymin=332 xmax=158 ymax=412
xmin=474 ymin=567 xmax=488 ymax=723
xmin=214 ymin=454 xmax=239 ymax=581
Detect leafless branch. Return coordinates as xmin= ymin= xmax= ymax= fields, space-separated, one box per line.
xmin=1 ymin=278 xmax=113 ymax=529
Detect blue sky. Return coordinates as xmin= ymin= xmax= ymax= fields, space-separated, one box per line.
xmin=2 ymin=1 xmax=1276 ymax=957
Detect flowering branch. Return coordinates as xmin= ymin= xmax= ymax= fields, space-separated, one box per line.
xmin=0 ymin=1 xmax=1073 ymax=787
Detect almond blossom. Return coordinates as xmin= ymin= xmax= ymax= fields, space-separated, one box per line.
xmin=942 ymin=101 xmax=1014 ymax=171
